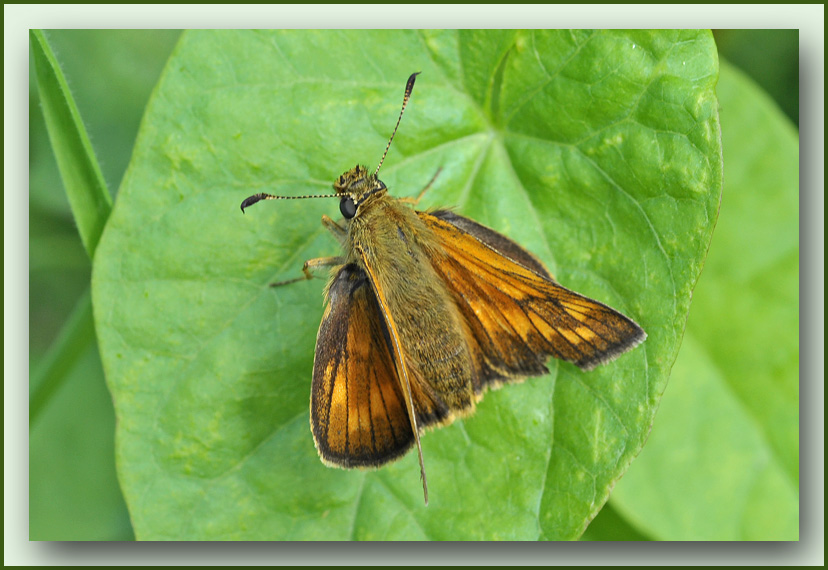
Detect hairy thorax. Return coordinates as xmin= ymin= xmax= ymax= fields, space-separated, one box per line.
xmin=347 ymin=196 xmax=476 ymax=414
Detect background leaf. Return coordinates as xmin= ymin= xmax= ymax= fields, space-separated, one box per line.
xmin=713 ymin=29 xmax=799 ymax=127
xmin=29 ymin=29 xmax=181 ymax=541
xmin=602 ymin=60 xmax=799 ymax=540
xmin=91 ymin=29 xmax=721 ymax=540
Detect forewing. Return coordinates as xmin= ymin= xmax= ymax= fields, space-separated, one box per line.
xmin=429 ymin=210 xmax=553 ymax=279
xmin=311 ymin=263 xmax=414 ymax=468
xmin=419 ymin=210 xmax=646 ymax=388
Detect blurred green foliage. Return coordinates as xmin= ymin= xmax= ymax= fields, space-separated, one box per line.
xmin=714 ymin=29 xmax=799 ymax=127
xmin=29 ymin=29 xmax=798 ymax=541
xmin=29 ymin=29 xmax=182 ymax=541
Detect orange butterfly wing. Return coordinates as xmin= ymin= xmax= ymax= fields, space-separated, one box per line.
xmin=310 ymin=263 xmax=414 ymax=468
xmin=418 ymin=210 xmax=646 ymax=391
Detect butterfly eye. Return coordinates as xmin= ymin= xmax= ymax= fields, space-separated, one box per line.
xmin=340 ymin=196 xmax=357 ymax=219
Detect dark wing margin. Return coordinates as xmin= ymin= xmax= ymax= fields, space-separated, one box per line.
xmin=310 ymin=263 xmax=414 ymax=468
xmin=429 ymin=209 xmax=553 ymax=279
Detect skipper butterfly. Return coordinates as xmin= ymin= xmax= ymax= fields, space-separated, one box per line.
xmin=241 ymin=72 xmax=646 ymax=505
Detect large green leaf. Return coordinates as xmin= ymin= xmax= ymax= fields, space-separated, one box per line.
xmin=92 ymin=30 xmax=721 ymax=540
xmin=607 ymin=60 xmax=799 ymax=540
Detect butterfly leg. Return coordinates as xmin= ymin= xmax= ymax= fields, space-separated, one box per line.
xmin=271 ymin=216 xmax=348 ymax=287
xmin=321 ymin=214 xmax=347 ymax=244
xmin=398 ymin=166 xmax=443 ymax=206
xmin=271 ymin=256 xmax=344 ymax=287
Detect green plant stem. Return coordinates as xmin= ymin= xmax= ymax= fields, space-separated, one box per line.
xmin=30 ymin=29 xmax=113 ymax=424
xmin=30 ymin=29 xmax=112 ymax=257
xmin=30 ymin=288 xmax=96 ymax=425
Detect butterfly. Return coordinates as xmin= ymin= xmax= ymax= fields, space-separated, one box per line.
xmin=241 ymin=72 xmax=646 ymax=504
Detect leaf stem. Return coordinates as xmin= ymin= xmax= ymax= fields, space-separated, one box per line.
xmin=30 ymin=289 xmax=96 ymax=426
xmin=30 ymin=29 xmax=112 ymax=257
xmin=29 ymin=29 xmax=113 ymax=424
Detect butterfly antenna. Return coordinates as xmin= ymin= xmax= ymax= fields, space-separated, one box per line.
xmin=240 ymin=192 xmax=339 ymax=213
xmin=374 ymin=71 xmax=420 ymax=177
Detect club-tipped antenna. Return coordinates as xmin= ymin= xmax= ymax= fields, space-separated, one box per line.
xmin=240 ymin=192 xmax=339 ymax=213
xmin=374 ymin=72 xmax=420 ymax=177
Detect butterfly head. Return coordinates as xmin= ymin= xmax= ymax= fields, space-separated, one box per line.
xmin=333 ymin=165 xmax=387 ymax=220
